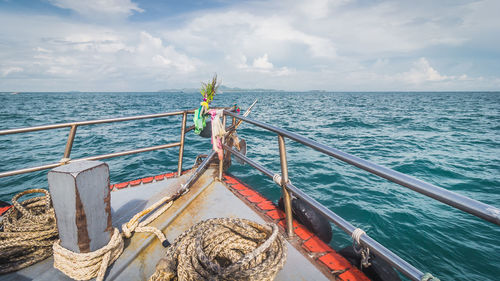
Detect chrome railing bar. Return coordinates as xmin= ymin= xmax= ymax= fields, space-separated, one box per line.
xmin=0 ymin=163 xmax=63 ymax=178
xmin=1 ymin=105 xmax=233 ymax=137
xmin=278 ymin=135 xmax=294 ymax=237
xmin=181 ymin=150 xmax=216 ymax=192
xmin=223 ymin=99 xmax=258 ymax=137
xmin=78 ymin=142 xmax=181 ymax=161
xmin=224 ymin=111 xmax=500 ymax=226
xmin=223 ymin=145 xmax=424 ymax=281
xmin=62 ymin=124 xmax=78 ymax=160
xmin=0 ymin=142 xmax=181 ymax=178
xmin=222 ymin=144 xmax=273 ymax=178
xmin=0 ymin=107 xmax=234 ymax=179
xmin=177 ymin=112 xmax=188 ymax=176
xmin=185 ymin=125 xmax=196 ymax=134
xmin=285 ymin=183 xmax=423 ymax=281
xmin=0 ymin=111 xmax=188 ymax=136
xmin=219 ymin=115 xmax=227 ymax=180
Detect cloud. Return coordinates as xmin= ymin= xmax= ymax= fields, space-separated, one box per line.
xmin=402 ymin=58 xmax=450 ymax=84
xmin=0 ymin=10 xmax=200 ymax=90
xmin=1 ymin=66 xmax=23 ymax=77
xmin=134 ymin=31 xmax=198 ymax=73
xmin=233 ymin=53 xmax=293 ymax=78
xmin=252 ymin=54 xmax=273 ymax=69
xmin=394 ymin=58 xmax=473 ymax=86
xmin=0 ymin=0 xmax=499 ymax=91
xmin=48 ymin=0 xmax=143 ymax=19
xmin=162 ymin=10 xmax=337 ymax=62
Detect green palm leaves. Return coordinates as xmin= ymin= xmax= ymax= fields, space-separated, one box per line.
xmin=200 ymin=74 xmax=220 ymax=107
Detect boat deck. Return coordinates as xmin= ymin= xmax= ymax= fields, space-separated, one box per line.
xmin=3 ymin=167 xmax=340 ymax=281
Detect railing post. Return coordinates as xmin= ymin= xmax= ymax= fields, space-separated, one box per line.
xmin=219 ymin=114 xmax=227 ymax=180
xmin=62 ymin=124 xmax=78 ymax=162
xmin=278 ymin=134 xmax=294 ymax=238
xmin=177 ymin=111 xmax=187 ymax=177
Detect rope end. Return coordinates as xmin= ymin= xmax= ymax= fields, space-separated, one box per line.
xmin=162 ymin=239 xmax=171 ymax=248
xmin=421 ymin=273 xmax=440 ymax=281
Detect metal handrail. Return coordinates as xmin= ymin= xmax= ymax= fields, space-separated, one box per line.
xmin=0 ymin=110 xmax=196 ymax=179
xmin=0 ymin=111 xmax=189 ymax=136
xmin=223 ymin=110 xmax=500 ymax=226
xmin=222 ymin=110 xmax=500 ymax=281
xmin=223 ymin=145 xmax=423 ymax=280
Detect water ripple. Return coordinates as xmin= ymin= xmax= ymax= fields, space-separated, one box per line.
xmin=0 ymin=91 xmax=499 ymax=280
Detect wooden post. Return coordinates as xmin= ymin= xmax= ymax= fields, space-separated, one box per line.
xmin=48 ymin=160 xmax=112 ymax=253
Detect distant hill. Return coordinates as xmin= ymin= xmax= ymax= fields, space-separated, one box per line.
xmin=158 ymin=85 xmax=284 ymax=93
xmin=218 ymin=85 xmax=284 ymax=93
xmin=157 ymin=88 xmax=198 ymax=93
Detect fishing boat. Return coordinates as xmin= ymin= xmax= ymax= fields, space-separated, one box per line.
xmin=1 ymin=101 xmax=499 ymax=281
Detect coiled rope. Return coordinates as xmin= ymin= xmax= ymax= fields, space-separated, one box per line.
xmin=53 ymin=228 xmax=123 ymax=281
xmin=0 ymin=189 xmax=58 ymax=274
xmin=149 ymin=218 xmax=287 ymax=281
xmin=52 ymin=193 xmax=175 ymax=281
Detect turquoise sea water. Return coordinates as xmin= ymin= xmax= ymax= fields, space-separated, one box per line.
xmin=0 ymin=91 xmax=499 ymax=280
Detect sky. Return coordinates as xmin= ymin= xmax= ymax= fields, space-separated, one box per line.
xmin=0 ymin=0 xmax=499 ymax=92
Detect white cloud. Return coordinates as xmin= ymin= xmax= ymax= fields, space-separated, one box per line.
xmin=402 ymin=58 xmax=450 ymax=84
xmin=48 ymin=0 xmax=143 ymax=18
xmin=0 ymin=1 xmax=499 ymax=91
xmin=294 ymin=0 xmax=351 ymax=19
xmin=134 ymin=31 xmax=198 ymax=73
xmin=252 ymin=54 xmax=273 ymax=69
xmin=162 ymin=10 xmax=337 ymax=62
xmin=233 ymin=53 xmax=293 ymax=78
xmin=1 ymin=66 xmax=23 ymax=77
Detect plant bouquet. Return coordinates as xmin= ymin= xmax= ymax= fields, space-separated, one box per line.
xmin=193 ymin=74 xmax=220 ymax=136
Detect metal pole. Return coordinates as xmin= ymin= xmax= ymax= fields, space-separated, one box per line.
xmin=223 ymin=111 xmax=500 ymax=226
xmin=278 ymin=134 xmax=294 ymax=238
xmin=62 ymin=124 xmax=78 ymax=161
xmin=223 ymin=99 xmax=258 ymax=138
xmin=0 ymin=111 xmax=186 ymax=136
xmin=0 ymin=142 xmax=181 ymax=178
xmin=222 ymin=145 xmax=424 ymax=281
xmin=178 ymin=111 xmax=187 ymax=176
xmin=182 ymin=150 xmax=216 ymax=192
xmin=219 ymin=114 xmax=227 ymax=180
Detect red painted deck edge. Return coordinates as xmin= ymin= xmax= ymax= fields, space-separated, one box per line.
xmin=110 ymin=170 xmax=181 ymax=191
xmin=222 ymin=172 xmax=371 ymax=281
xmin=0 ymin=205 xmax=11 ymax=216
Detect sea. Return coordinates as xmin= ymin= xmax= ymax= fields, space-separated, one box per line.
xmin=0 ymin=91 xmax=499 ymax=280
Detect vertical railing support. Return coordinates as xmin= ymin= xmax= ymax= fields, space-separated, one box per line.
xmin=219 ymin=114 xmax=227 ymax=180
xmin=62 ymin=124 xmax=78 ymax=162
xmin=177 ymin=111 xmax=187 ymax=177
xmin=278 ymin=134 xmax=294 ymax=238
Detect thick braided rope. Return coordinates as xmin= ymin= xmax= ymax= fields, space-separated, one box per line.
xmin=149 ymin=218 xmax=287 ymax=281
xmin=52 ymin=192 xmax=175 ymax=280
xmin=53 ymin=228 xmax=124 ymax=281
xmin=0 ymin=189 xmax=58 ymax=274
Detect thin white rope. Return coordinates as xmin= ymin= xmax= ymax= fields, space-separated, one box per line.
xmin=273 ymin=174 xmax=282 ymax=185
xmin=351 ymin=228 xmax=365 ymax=245
xmin=351 ymin=228 xmax=372 ymax=269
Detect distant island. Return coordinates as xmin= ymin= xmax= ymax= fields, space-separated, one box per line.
xmin=158 ymin=85 xmax=286 ymax=93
